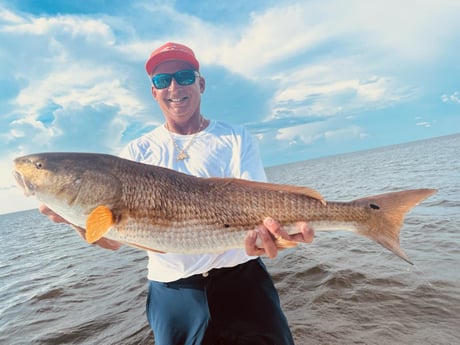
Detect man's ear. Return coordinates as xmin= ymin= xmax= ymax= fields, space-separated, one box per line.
xmin=151 ymin=85 xmax=158 ymax=100
xmin=199 ymin=76 xmax=206 ymax=94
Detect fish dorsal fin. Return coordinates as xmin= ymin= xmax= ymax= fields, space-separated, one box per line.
xmin=86 ymin=205 xmax=114 ymax=243
xmin=210 ymin=178 xmax=326 ymax=205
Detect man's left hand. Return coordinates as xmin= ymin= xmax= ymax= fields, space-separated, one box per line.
xmin=245 ymin=217 xmax=314 ymax=258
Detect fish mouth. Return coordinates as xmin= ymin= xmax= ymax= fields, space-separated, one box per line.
xmin=13 ymin=170 xmax=35 ymax=197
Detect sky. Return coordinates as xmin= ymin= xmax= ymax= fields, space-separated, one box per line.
xmin=1 ymin=0 xmax=459 ymax=214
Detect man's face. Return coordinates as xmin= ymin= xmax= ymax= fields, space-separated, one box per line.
xmin=151 ymin=60 xmax=205 ymax=123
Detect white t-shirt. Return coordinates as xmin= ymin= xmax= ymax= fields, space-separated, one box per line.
xmin=119 ymin=119 xmax=267 ymax=282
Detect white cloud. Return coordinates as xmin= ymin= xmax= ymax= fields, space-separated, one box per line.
xmin=416 ymin=121 xmax=432 ymax=128
xmin=0 ymin=7 xmax=24 ymax=24
xmin=276 ymin=123 xmax=323 ymax=145
xmin=272 ymin=72 xmax=415 ymax=121
xmin=1 ymin=8 xmax=154 ymax=158
xmin=194 ymin=0 xmax=458 ymax=122
xmin=441 ymin=91 xmax=460 ymax=104
xmin=215 ymin=4 xmax=326 ymax=75
xmin=276 ymin=120 xmax=367 ymax=145
xmin=17 ymin=72 xmax=143 ymax=116
xmin=195 ymin=0 xmax=460 ymax=78
xmin=276 ymin=76 xmax=392 ymax=104
xmin=1 ymin=13 xmax=114 ymax=41
xmin=324 ymin=126 xmax=368 ymax=141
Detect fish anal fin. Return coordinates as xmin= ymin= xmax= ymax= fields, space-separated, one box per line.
xmin=275 ymin=237 xmax=298 ymax=249
xmin=254 ymin=235 xmax=298 ymax=250
xmin=86 ymin=205 xmax=115 ymax=243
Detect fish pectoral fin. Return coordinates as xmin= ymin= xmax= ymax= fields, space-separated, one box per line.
xmin=86 ymin=205 xmax=114 ymax=243
xmin=275 ymin=237 xmax=298 ymax=249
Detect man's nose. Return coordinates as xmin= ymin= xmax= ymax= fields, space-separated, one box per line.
xmin=168 ymin=78 xmax=181 ymax=90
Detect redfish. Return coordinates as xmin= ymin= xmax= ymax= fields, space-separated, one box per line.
xmin=13 ymin=152 xmax=436 ymax=264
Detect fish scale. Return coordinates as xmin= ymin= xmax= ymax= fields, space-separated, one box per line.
xmin=13 ymin=152 xmax=437 ymax=263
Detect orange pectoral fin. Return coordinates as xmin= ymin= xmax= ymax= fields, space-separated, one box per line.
xmin=86 ymin=205 xmax=115 ymax=243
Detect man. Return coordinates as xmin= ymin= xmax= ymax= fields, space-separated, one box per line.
xmin=40 ymin=42 xmax=314 ymax=345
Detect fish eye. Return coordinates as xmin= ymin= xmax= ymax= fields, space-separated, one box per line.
xmin=35 ymin=161 xmax=43 ymax=169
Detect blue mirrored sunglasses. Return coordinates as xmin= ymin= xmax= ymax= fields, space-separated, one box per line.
xmin=151 ymin=69 xmax=200 ymax=89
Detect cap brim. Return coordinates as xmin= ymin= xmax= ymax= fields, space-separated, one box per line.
xmin=145 ymin=51 xmax=199 ymax=75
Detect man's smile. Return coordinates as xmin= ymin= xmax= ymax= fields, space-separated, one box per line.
xmin=168 ymin=97 xmax=188 ymax=103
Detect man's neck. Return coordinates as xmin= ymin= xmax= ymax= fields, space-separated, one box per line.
xmin=165 ymin=115 xmax=206 ymax=135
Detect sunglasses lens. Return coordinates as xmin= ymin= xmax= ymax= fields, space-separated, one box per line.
xmin=152 ymin=74 xmax=172 ymax=89
xmin=151 ymin=70 xmax=198 ymax=89
xmin=175 ymin=70 xmax=196 ymax=86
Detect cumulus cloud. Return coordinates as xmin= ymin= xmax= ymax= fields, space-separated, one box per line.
xmin=441 ymin=92 xmax=460 ymax=104
xmin=416 ymin=121 xmax=432 ymax=128
xmin=276 ymin=121 xmax=367 ymax=145
xmin=273 ymin=74 xmax=414 ymax=119
xmin=16 ymin=70 xmax=144 ymax=125
xmin=1 ymin=7 xmax=157 ymax=154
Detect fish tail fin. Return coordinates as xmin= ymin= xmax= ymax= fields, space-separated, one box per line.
xmin=354 ymin=188 xmax=437 ymax=264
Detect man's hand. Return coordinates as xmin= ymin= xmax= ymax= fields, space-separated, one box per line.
xmin=245 ymin=217 xmax=314 ymax=258
xmin=39 ymin=204 xmax=68 ymax=223
xmin=38 ymin=204 xmax=122 ymax=251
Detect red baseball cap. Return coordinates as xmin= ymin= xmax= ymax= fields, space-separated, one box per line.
xmin=145 ymin=42 xmax=200 ymax=75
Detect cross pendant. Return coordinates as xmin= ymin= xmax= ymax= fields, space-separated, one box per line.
xmin=177 ymin=151 xmax=189 ymax=160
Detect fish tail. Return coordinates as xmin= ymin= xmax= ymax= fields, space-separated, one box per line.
xmin=354 ymin=188 xmax=437 ymax=264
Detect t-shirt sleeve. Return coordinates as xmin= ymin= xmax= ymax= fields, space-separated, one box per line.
xmin=236 ymin=128 xmax=267 ymax=182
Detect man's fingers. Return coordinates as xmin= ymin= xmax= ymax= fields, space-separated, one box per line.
xmin=38 ymin=204 xmax=68 ymax=223
xmin=296 ymin=221 xmax=315 ymax=243
xmin=258 ymin=226 xmax=278 ymax=258
xmin=245 ymin=230 xmax=265 ymax=256
xmin=263 ymin=217 xmax=290 ymax=240
xmin=264 ymin=218 xmax=314 ymax=244
xmin=244 ymin=228 xmax=278 ymax=258
xmin=69 ymin=224 xmax=87 ymax=240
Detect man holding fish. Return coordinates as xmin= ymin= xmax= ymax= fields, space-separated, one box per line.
xmin=40 ymin=42 xmax=314 ymax=345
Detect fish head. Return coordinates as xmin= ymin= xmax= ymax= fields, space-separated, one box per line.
xmin=14 ymin=153 xmax=73 ymax=198
xmin=13 ymin=152 xmax=122 ymax=224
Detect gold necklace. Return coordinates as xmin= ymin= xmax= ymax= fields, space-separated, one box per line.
xmin=166 ymin=116 xmax=205 ymax=161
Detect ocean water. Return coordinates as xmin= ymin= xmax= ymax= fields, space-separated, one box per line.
xmin=1 ymin=134 xmax=459 ymax=345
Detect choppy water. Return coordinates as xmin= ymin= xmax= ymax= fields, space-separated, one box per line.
xmin=1 ymin=134 xmax=459 ymax=345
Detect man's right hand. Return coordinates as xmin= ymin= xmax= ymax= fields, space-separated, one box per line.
xmin=38 ymin=204 xmax=122 ymax=251
xmin=39 ymin=204 xmax=69 ymax=223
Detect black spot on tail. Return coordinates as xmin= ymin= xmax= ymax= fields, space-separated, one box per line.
xmin=369 ymin=203 xmax=380 ymax=210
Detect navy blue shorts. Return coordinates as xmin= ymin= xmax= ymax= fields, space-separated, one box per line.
xmin=146 ymin=258 xmax=295 ymax=345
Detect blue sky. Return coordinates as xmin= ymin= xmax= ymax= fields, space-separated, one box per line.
xmin=1 ymin=0 xmax=459 ymax=214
